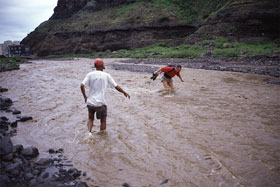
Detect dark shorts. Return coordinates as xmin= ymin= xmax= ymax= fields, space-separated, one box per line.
xmin=161 ymin=75 xmax=173 ymax=83
xmin=87 ymin=105 xmax=107 ymax=119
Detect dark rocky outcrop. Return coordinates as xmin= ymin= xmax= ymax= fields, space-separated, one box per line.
xmin=50 ymin=0 xmax=88 ymax=19
xmin=32 ymin=24 xmax=196 ymax=56
xmin=190 ymin=1 xmax=280 ymax=42
xmin=50 ymin=0 xmax=142 ymax=19
xmin=21 ymin=0 xmax=280 ymax=56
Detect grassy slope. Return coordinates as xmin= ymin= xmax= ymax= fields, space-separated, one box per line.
xmin=38 ymin=0 xmax=231 ymax=33
xmin=47 ymin=39 xmax=280 ymax=59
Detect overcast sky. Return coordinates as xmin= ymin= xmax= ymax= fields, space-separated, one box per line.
xmin=0 ymin=0 xmax=58 ymax=44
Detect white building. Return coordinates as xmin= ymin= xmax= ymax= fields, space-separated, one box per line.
xmin=0 ymin=40 xmax=21 ymax=57
xmin=0 ymin=44 xmax=3 ymax=56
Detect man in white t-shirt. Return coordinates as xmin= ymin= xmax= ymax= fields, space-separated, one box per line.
xmin=80 ymin=58 xmax=130 ymax=133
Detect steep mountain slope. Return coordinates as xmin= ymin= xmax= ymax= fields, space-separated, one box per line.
xmin=190 ymin=0 xmax=280 ymax=42
xmin=21 ymin=0 xmax=279 ymax=56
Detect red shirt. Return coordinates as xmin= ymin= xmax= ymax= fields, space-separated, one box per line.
xmin=161 ymin=67 xmax=181 ymax=78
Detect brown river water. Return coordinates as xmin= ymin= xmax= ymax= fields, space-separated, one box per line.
xmin=0 ymin=58 xmax=279 ymax=187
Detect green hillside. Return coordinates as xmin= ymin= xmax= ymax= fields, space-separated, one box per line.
xmin=38 ymin=0 xmax=230 ymax=33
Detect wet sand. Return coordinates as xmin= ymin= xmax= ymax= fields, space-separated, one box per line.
xmin=0 ymin=58 xmax=280 ymax=186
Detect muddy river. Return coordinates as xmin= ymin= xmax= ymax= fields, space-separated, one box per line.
xmin=0 ymin=58 xmax=279 ymax=186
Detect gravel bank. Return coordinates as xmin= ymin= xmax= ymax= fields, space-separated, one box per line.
xmin=112 ymin=56 xmax=280 ymax=78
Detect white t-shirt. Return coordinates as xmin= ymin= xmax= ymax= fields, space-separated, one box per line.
xmin=82 ymin=70 xmax=117 ymax=106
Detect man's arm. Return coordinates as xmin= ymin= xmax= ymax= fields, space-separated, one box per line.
xmin=154 ymin=68 xmax=162 ymax=74
xmin=179 ymin=76 xmax=184 ymax=82
xmin=177 ymin=73 xmax=184 ymax=82
xmin=80 ymin=83 xmax=87 ymax=103
xmin=115 ymin=86 xmax=130 ymax=99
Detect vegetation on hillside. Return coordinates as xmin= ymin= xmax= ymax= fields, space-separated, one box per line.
xmin=38 ymin=0 xmax=232 ymax=33
xmin=204 ymin=38 xmax=280 ymax=58
xmin=154 ymin=0 xmax=230 ymax=23
xmin=47 ymin=39 xmax=280 ymax=59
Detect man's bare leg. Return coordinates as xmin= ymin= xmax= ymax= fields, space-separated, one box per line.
xmin=87 ymin=112 xmax=94 ymax=133
xmin=168 ymin=81 xmax=174 ymax=89
xmin=168 ymin=82 xmax=176 ymax=93
xmin=100 ymin=117 xmax=107 ymax=131
xmin=157 ymin=80 xmax=172 ymax=95
xmin=162 ymin=80 xmax=169 ymax=88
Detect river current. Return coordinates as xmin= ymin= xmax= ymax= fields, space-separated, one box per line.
xmin=0 ymin=58 xmax=279 ymax=186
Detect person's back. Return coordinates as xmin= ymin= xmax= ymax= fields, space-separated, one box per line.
xmin=83 ymin=70 xmax=117 ymax=107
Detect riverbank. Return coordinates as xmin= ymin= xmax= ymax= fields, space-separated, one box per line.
xmin=0 ymin=87 xmax=89 ymax=187
xmin=3 ymin=53 xmax=280 ymax=78
xmin=115 ymin=56 xmax=280 ymax=78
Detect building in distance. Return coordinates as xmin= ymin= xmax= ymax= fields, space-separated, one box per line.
xmin=0 ymin=41 xmax=30 ymax=57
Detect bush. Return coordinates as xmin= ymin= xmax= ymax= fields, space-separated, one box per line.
xmin=214 ymin=37 xmax=231 ymax=48
xmin=213 ymin=48 xmax=240 ymax=57
xmin=0 ymin=57 xmax=22 ymax=71
xmin=233 ymin=41 xmax=279 ymax=57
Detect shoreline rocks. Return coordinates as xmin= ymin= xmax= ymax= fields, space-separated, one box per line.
xmin=0 ymin=88 xmax=89 ymax=187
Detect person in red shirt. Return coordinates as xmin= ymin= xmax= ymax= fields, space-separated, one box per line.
xmin=153 ymin=65 xmax=184 ymax=89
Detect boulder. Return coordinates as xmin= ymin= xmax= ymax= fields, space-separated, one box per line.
xmin=122 ymin=183 xmax=130 ymax=187
xmin=0 ymin=87 xmax=8 ymax=93
xmin=12 ymin=110 xmax=21 ymax=115
xmin=2 ymin=153 xmax=13 ymax=161
xmin=13 ymin=158 xmax=23 ymax=165
xmin=68 ymin=167 xmax=81 ymax=178
xmin=22 ymin=147 xmax=39 ymax=159
xmin=48 ymin=148 xmax=55 ymax=154
xmin=0 ymin=116 xmax=8 ymax=121
xmin=24 ymin=173 xmax=34 ymax=181
xmin=0 ymin=120 xmax=9 ymax=131
xmin=75 ymin=181 xmax=89 ymax=187
xmin=32 ymin=169 xmax=41 ymax=175
xmin=0 ymin=96 xmax=13 ymax=110
xmin=4 ymin=163 xmax=22 ymax=175
xmin=19 ymin=116 xmax=33 ymax=122
xmin=0 ymin=135 xmax=13 ymax=156
xmin=13 ymin=144 xmax=23 ymax=153
xmin=36 ymin=158 xmax=53 ymax=166
xmin=11 ymin=121 xmax=18 ymax=128
xmin=0 ymin=174 xmax=10 ymax=187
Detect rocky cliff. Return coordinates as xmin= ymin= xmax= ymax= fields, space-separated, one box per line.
xmin=190 ymin=0 xmax=280 ymax=42
xmin=21 ymin=0 xmax=280 ymax=56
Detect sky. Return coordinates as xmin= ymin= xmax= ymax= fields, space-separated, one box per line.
xmin=0 ymin=0 xmax=58 ymax=44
